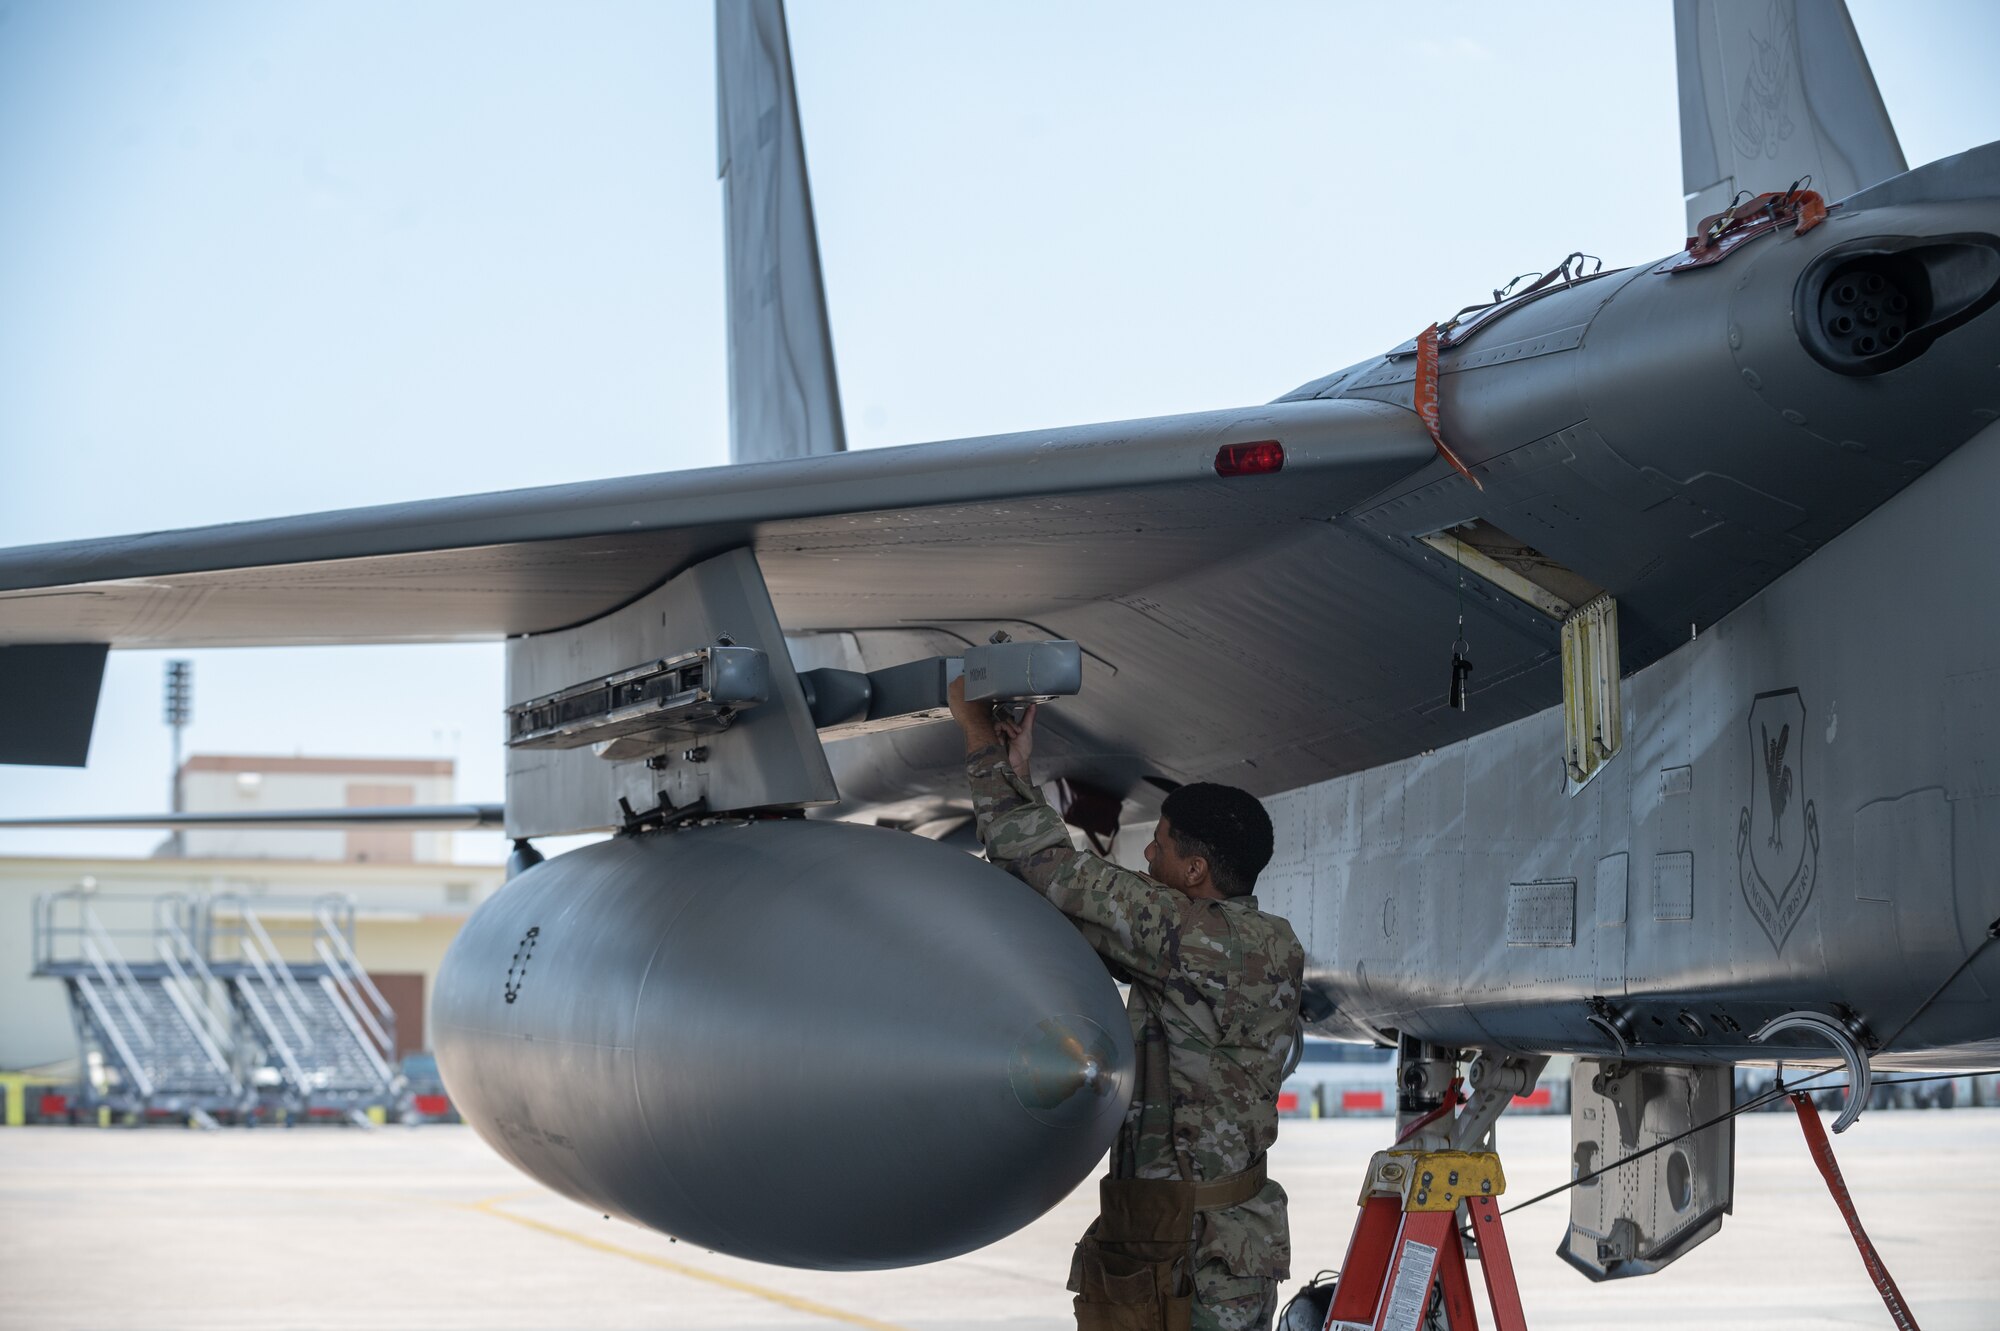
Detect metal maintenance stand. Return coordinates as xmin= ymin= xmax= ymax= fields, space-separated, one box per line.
xmin=1323 ymin=1049 xmax=1546 ymax=1331
xmin=1324 ymin=1148 xmax=1525 ymax=1331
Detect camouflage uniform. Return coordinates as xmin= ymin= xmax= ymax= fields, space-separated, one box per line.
xmin=968 ymin=747 xmax=1306 ymax=1331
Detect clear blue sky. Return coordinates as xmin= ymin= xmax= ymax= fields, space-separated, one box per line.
xmin=2 ymin=1 xmax=1996 ymax=861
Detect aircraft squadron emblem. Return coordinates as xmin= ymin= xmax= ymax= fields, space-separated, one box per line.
xmin=1733 ymin=1 xmax=1797 ymax=162
xmin=1736 ymin=689 xmax=1819 ymax=951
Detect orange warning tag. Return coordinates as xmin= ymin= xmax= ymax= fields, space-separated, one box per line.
xmin=1794 ymin=189 xmax=1829 ymax=235
xmin=1414 ymin=323 xmax=1483 ymax=491
xmin=1662 ymin=189 xmax=1832 ymax=273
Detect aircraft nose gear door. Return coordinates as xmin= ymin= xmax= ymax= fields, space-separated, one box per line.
xmin=1560 ymin=1059 xmax=1734 ymax=1281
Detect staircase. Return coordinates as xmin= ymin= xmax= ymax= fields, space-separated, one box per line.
xmin=34 ymin=888 xmax=401 ymax=1122
xmin=210 ymin=896 xmax=399 ymax=1117
xmin=33 ymin=891 xmax=242 ymax=1118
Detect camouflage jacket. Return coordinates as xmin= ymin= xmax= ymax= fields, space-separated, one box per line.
xmin=967 ymin=746 xmax=1306 ymax=1280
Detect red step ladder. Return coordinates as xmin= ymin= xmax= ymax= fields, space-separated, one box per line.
xmin=1322 ymin=1148 xmax=1527 ymax=1331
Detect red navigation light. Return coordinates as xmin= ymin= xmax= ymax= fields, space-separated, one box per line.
xmin=1214 ymin=440 xmax=1284 ymax=477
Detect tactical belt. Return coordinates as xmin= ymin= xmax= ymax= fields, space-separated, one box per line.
xmin=1189 ymin=1155 xmax=1266 ymax=1212
xmin=1073 ymin=1158 xmax=1269 ymax=1331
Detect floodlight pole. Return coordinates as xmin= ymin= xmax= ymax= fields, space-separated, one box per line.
xmin=165 ymin=660 xmax=191 ymax=858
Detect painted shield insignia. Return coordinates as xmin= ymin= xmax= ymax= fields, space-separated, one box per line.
xmin=1736 ymin=688 xmax=1819 ymax=951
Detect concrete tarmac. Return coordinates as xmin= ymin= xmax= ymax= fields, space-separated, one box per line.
xmin=2 ymin=1109 xmax=1995 ymax=1330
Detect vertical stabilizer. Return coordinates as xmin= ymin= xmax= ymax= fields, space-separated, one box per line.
xmin=716 ymin=0 xmax=847 ymax=464
xmin=1674 ymin=0 xmax=1906 ymax=235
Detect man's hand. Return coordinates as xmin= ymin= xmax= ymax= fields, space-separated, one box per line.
xmin=947 ymin=675 xmax=999 ymax=755
xmin=995 ymin=703 xmax=1037 ymax=782
xmin=950 ymin=677 xmax=1037 ymax=778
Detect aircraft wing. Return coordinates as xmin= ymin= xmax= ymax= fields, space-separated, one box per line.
xmin=0 ymin=398 xmax=1430 ymax=650
xmin=0 ymin=805 xmax=505 ymax=831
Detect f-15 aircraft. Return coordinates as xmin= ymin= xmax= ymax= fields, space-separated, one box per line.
xmin=4 ymin=0 xmax=1998 ymax=1288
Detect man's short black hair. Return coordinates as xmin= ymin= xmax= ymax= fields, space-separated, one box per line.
xmin=1159 ymin=783 xmax=1274 ymax=899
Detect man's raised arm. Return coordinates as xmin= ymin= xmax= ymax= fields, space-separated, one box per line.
xmin=948 ymin=677 xmax=1178 ymax=980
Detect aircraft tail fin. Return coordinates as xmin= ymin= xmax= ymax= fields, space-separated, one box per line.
xmin=716 ymin=0 xmax=847 ymax=465
xmin=1674 ymin=0 xmax=1906 ymax=236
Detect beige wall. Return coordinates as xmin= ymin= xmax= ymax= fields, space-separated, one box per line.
xmin=182 ymin=757 xmax=458 ymax=862
xmin=0 ymin=871 xmax=83 ymax=1072
xmin=0 ymin=854 xmax=501 ymax=1073
xmin=353 ymin=917 xmax=468 ymax=1048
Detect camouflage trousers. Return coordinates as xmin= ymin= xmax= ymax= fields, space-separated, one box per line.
xmin=1191 ymin=1260 xmax=1276 ymax=1331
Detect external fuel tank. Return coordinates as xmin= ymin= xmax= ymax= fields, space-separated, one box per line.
xmin=432 ymin=818 xmax=1134 ymax=1269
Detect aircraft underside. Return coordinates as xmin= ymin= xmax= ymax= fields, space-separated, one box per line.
xmin=1263 ymin=411 xmax=2000 ymax=1076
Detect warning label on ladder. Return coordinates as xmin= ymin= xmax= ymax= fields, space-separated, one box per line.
xmin=1381 ymin=1238 xmax=1440 ymax=1331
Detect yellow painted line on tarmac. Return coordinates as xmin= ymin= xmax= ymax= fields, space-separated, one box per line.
xmin=470 ymin=1188 xmax=542 ymax=1206
xmin=465 ymin=1196 xmax=916 ymax=1331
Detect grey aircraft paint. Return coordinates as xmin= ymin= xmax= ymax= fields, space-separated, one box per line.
xmin=2 ymin=0 xmax=1996 ymax=1284
xmin=1260 ymin=412 xmax=2000 ymax=1071
xmin=716 ymin=0 xmax=845 ymax=465
xmin=431 ymin=818 xmax=1133 ymax=1269
xmin=1675 ymin=0 xmax=1906 ymax=234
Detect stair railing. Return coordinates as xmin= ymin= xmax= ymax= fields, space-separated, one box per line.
xmin=313 ymin=902 xmax=392 ymax=1021
xmin=153 ymin=972 xmax=234 ymax=1082
xmin=231 ymin=947 xmax=310 ymax=1092
xmin=237 ymin=933 xmax=314 ymax=1053
xmin=153 ymin=896 xmax=235 ymax=1060
xmin=86 ymin=911 xmax=158 ymax=1017
xmin=80 ymin=934 xmax=154 ymax=1052
xmin=315 ymin=974 xmax=395 ymax=1087
xmin=73 ymin=974 xmax=155 ymax=1101
xmin=242 ymin=910 xmax=316 ymax=1037
xmin=313 ymin=938 xmax=394 ymax=1068
xmin=311 ymin=898 xmax=396 ymax=1069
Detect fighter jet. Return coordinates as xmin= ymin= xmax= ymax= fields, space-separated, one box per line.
xmin=3 ymin=0 xmax=1997 ymax=1282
